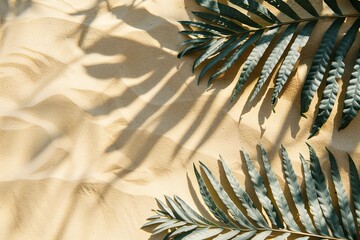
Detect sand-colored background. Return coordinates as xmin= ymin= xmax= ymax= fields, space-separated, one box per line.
xmin=0 ymin=0 xmax=359 ymax=239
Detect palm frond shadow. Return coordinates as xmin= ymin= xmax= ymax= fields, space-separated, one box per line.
xmin=73 ymin=3 xmax=236 ymax=181
xmin=0 ymin=0 xmax=32 ymax=24
xmin=178 ymin=0 xmax=360 ymax=139
xmin=144 ymin=144 xmax=360 ymax=240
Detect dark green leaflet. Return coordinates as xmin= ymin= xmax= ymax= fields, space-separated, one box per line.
xmin=340 ymin=50 xmax=360 ymax=129
xmin=301 ymin=18 xmax=344 ymax=115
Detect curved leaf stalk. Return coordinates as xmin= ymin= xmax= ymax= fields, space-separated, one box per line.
xmin=144 ymin=144 xmax=359 ymax=240
xmin=179 ymin=0 xmax=360 ymax=136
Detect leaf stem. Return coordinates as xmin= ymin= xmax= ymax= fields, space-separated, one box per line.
xmin=234 ymin=13 xmax=360 ymax=33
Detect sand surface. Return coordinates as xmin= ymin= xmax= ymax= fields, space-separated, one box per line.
xmin=0 ymin=0 xmax=359 ymax=239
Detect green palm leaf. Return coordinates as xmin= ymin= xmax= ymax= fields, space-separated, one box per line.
xmin=232 ymin=27 xmax=279 ymax=100
xmin=295 ymin=0 xmax=319 ymax=17
xmin=280 ymin=146 xmax=317 ymax=234
xmin=259 ymin=144 xmax=300 ymax=231
xmin=213 ymin=230 xmax=240 ymax=240
xmin=200 ymin=162 xmax=254 ymax=228
xmin=327 ymin=149 xmax=357 ymax=240
xmin=309 ymin=18 xmax=360 ymax=138
xmin=272 ymin=20 xmax=316 ymax=105
xmin=192 ymin=11 xmax=246 ymax=32
xmin=299 ymin=154 xmax=329 ymax=235
xmin=250 ymin=23 xmax=298 ymax=103
xmin=229 ymin=0 xmax=279 ymax=23
xmin=194 ymin=164 xmax=238 ymax=228
xmin=197 ymin=34 xmax=249 ymax=84
xmin=307 ymin=144 xmax=345 ymax=238
xmin=324 ymin=0 xmax=342 ymax=15
xmin=348 ymin=155 xmax=360 ymax=228
xmin=209 ymin=30 xmax=263 ymax=87
xmin=178 ymin=0 xmax=360 ymax=136
xmin=242 ymin=149 xmax=283 ymax=228
xmin=144 ymin=144 xmax=360 ymax=239
xmin=220 ymin=156 xmax=269 ymax=228
xmin=340 ymin=50 xmax=360 ymax=129
xmin=301 ymin=18 xmax=344 ymax=115
xmin=264 ymin=0 xmax=300 ymax=20
xmin=195 ymin=0 xmax=262 ymax=28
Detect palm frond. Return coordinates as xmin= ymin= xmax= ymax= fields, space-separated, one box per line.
xmin=178 ymin=0 xmax=360 ymax=137
xmin=143 ymin=144 xmax=360 ymax=239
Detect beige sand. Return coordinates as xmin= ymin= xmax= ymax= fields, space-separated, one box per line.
xmin=0 ymin=0 xmax=359 ymax=239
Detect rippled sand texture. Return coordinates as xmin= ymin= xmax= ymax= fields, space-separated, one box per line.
xmin=0 ymin=0 xmax=359 ymax=239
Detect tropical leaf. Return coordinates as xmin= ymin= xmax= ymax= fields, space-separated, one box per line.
xmin=271 ymin=20 xmax=317 ymax=105
xmin=327 ymin=149 xmax=357 ymax=239
xmin=340 ymin=50 xmax=360 ymax=129
xmin=309 ymin=18 xmax=360 ymax=138
xmin=280 ymin=146 xmax=317 ymax=234
xmin=348 ymin=155 xmax=360 ymax=227
xmin=144 ymin=144 xmax=360 ymax=239
xmin=300 ymin=18 xmax=344 ymax=115
xmin=178 ymin=0 xmax=360 ymax=136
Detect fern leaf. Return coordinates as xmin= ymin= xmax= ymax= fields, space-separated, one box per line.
xmin=264 ymin=0 xmax=300 ymax=20
xmin=183 ymin=228 xmax=223 ymax=240
xmin=309 ymin=18 xmax=360 ymax=138
xmin=259 ymin=144 xmax=300 ymax=231
xmin=192 ymin=11 xmax=246 ymax=32
xmin=250 ymin=23 xmax=298 ymax=103
xmin=174 ymin=231 xmax=195 ymax=240
xmin=272 ymin=21 xmax=317 ymax=105
xmin=242 ymin=149 xmax=283 ymax=228
xmin=168 ymin=225 xmax=198 ymax=238
xmin=273 ymin=233 xmax=291 ymax=240
xmin=142 ymin=218 xmax=168 ymax=228
xmin=231 ymin=28 xmax=279 ymax=100
xmin=299 ymin=154 xmax=329 ymax=235
xmin=179 ymin=21 xmax=236 ymax=36
xmin=213 ymin=230 xmax=240 ymax=240
xmin=193 ymin=37 xmax=233 ymax=71
xmin=308 ymin=72 xmax=339 ymax=139
xmin=200 ymin=162 xmax=254 ymax=228
xmin=252 ymin=230 xmax=272 ymax=240
xmin=308 ymin=72 xmax=339 ymax=138
xmin=157 ymin=198 xmax=176 ymax=218
xmin=195 ymin=0 xmax=262 ymax=28
xmin=280 ymin=146 xmax=317 ymax=234
xmin=180 ymin=30 xmax=219 ymax=38
xmin=180 ymin=38 xmax=211 ymax=46
xmin=307 ymin=144 xmax=345 ymax=238
xmin=295 ymin=0 xmax=319 ymax=16
xmin=327 ymin=149 xmax=357 ymax=240
xmin=174 ymin=196 xmax=216 ymax=226
xmin=340 ymin=50 xmax=360 ymax=129
xmin=165 ymin=196 xmax=194 ymax=223
xmin=232 ymin=231 xmax=256 ymax=239
xmin=229 ymin=0 xmax=280 ymax=23
xmin=194 ymin=165 xmax=238 ymax=228
xmin=220 ymin=156 xmax=269 ymax=228
xmin=210 ymin=30 xmax=263 ymax=87
xmin=178 ymin=41 xmax=212 ymax=58
xmin=349 ymin=155 xmax=360 ymax=228
xmin=153 ymin=220 xmax=186 ymax=235
xmin=324 ymin=0 xmax=342 ymax=15
xmin=145 ymin=145 xmax=359 ymax=239
xmin=198 ymin=34 xmax=249 ymax=84
xmin=301 ymin=18 xmax=344 ymax=115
